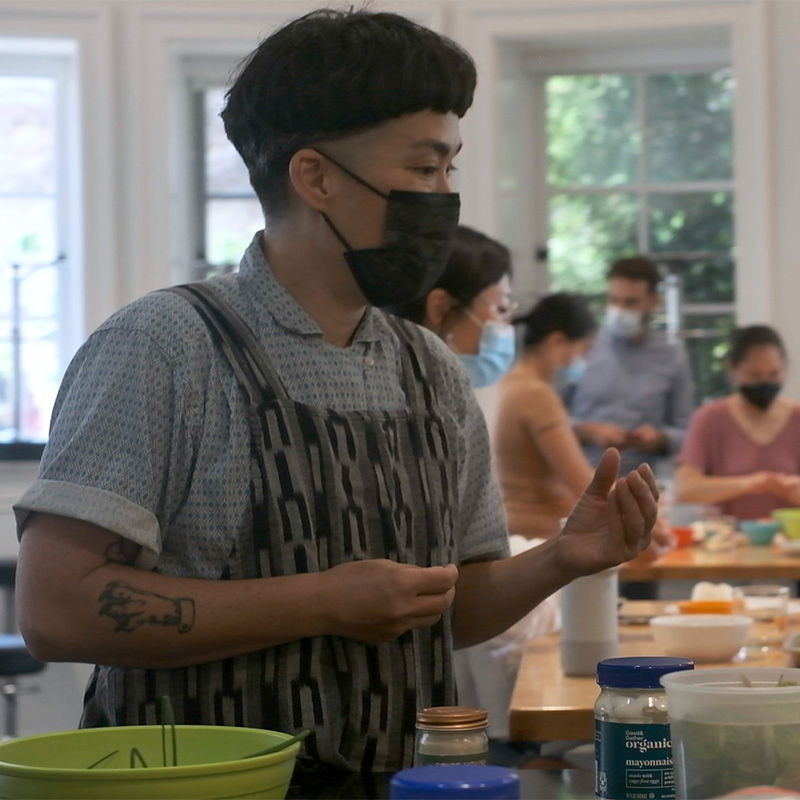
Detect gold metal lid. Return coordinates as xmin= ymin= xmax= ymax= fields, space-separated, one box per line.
xmin=415 ymin=706 xmax=488 ymax=730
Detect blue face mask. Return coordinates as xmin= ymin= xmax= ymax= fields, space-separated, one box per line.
xmin=458 ymin=322 xmax=516 ymax=388
xmin=559 ymin=357 xmax=587 ymax=386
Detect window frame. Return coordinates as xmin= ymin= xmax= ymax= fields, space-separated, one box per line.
xmin=0 ymin=49 xmax=78 ymax=445
xmin=528 ymin=57 xmax=737 ymax=403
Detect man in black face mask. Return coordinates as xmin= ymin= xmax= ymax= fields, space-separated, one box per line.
xmin=14 ymin=8 xmax=659 ymax=780
xmin=677 ymin=324 xmax=800 ymax=520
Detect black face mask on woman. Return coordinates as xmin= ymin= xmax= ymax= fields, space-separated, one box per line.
xmin=739 ymin=382 xmax=782 ymax=411
xmin=315 ymin=149 xmax=460 ymax=309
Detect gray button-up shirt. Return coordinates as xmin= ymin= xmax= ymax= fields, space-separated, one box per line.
xmin=14 ymin=233 xmax=509 ymax=575
xmin=569 ymin=326 xmax=695 ymax=477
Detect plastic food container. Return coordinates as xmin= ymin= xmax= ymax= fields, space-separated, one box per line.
xmin=661 ymin=667 xmax=800 ymax=799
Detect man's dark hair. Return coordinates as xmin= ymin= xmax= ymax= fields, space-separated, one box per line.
xmin=221 ymin=8 xmax=477 ymax=218
xmin=607 ymin=256 xmax=662 ymax=294
xmin=729 ymin=324 xmax=787 ymax=366
xmin=515 ymin=293 xmax=597 ymax=348
xmin=391 ymin=226 xmax=512 ymax=324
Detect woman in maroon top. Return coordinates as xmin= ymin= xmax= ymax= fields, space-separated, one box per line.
xmin=676 ymin=325 xmax=800 ymax=520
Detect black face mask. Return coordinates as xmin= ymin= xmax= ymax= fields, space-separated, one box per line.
xmin=739 ymin=382 xmax=782 ymax=410
xmin=315 ymin=149 xmax=460 ymax=308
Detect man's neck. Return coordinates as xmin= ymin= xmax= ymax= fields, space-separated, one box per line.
xmin=260 ymin=228 xmax=368 ymax=349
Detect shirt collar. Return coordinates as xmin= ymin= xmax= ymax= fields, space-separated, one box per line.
xmin=598 ymin=323 xmax=653 ymax=350
xmin=238 ymin=231 xmax=382 ymax=344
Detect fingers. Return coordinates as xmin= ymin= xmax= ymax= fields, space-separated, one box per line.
xmin=626 ymin=469 xmax=659 ymax=531
xmin=407 ymin=615 xmax=446 ymax=631
xmin=584 ymin=448 xmax=621 ymax=498
xmin=636 ymin=463 xmax=660 ymax=502
xmin=410 ymin=587 xmax=456 ymax=618
xmin=411 ymin=564 xmax=459 ymax=595
xmin=614 ymin=479 xmax=647 ymax=552
xmin=615 ymin=470 xmax=658 ymax=552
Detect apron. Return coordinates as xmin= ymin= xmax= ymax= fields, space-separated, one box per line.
xmin=81 ymin=282 xmax=461 ymax=772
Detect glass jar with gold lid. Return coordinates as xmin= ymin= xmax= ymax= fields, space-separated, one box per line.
xmin=414 ymin=706 xmax=489 ymax=766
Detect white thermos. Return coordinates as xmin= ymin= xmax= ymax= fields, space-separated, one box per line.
xmin=560 ymin=567 xmax=619 ymax=677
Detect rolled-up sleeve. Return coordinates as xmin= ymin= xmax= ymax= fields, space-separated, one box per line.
xmin=13 ymin=326 xmax=197 ymax=569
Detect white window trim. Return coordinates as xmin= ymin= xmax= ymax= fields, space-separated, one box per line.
xmin=0 ymin=51 xmax=77 ymax=377
xmin=452 ymin=0 xmax=772 ymax=329
xmin=0 ymin=2 xmax=115 ymax=341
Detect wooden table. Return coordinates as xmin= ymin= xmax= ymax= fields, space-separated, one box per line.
xmin=509 ymin=601 xmax=796 ymax=742
xmin=620 ymin=543 xmax=800 ymax=582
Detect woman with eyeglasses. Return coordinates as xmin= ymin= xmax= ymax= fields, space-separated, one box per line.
xmin=393 ymin=227 xmax=559 ymax=762
xmin=390 ymin=225 xmax=518 ymax=390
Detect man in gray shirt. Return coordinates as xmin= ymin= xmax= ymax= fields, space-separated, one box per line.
xmin=13 ymin=8 xmax=659 ymax=777
xmin=570 ymin=256 xmax=695 ymax=479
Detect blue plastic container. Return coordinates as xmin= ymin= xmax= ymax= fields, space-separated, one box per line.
xmin=390 ymin=765 xmax=520 ymax=799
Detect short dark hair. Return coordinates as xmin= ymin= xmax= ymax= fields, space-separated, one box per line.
xmin=515 ymin=293 xmax=597 ymax=348
xmin=390 ymin=226 xmax=512 ymax=324
xmin=607 ymin=256 xmax=662 ymax=294
xmin=221 ymin=8 xmax=477 ymax=218
xmin=729 ymin=325 xmax=787 ymax=366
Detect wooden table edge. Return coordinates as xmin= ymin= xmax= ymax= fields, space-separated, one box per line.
xmin=510 ymin=707 xmax=593 ymax=742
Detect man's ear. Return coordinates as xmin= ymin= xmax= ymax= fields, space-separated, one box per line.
xmin=425 ymin=288 xmax=456 ymax=332
xmin=288 ymin=148 xmax=336 ymax=211
xmin=547 ymin=330 xmax=568 ymax=348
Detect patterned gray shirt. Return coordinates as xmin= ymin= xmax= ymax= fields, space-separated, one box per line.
xmin=569 ymin=325 xmax=695 ymax=477
xmin=14 ymin=232 xmax=509 ymax=578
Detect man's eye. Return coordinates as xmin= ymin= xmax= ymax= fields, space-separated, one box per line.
xmin=415 ymin=166 xmax=438 ymax=176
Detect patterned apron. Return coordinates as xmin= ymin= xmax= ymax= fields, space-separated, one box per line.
xmin=81 ymin=282 xmax=461 ymax=772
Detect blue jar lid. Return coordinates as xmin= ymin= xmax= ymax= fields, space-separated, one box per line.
xmin=390 ymin=765 xmax=520 ymax=799
xmin=596 ymin=656 xmax=694 ymax=688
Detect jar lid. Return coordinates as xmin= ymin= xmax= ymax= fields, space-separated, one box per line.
xmin=597 ymin=657 xmax=694 ymax=688
xmin=416 ymin=706 xmax=488 ymax=729
xmin=390 ymin=765 xmax=520 ymax=799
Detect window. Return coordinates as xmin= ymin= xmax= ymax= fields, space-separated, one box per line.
xmin=0 ymin=51 xmax=76 ymax=445
xmin=187 ymin=81 xmax=261 ymax=279
xmin=540 ymin=68 xmax=735 ymax=402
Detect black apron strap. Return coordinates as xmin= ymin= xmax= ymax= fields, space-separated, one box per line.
xmin=382 ymin=313 xmax=436 ymax=413
xmin=163 ymin=283 xmax=288 ymax=403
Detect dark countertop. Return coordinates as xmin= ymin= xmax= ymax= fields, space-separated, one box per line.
xmin=287 ymin=767 xmax=595 ymax=799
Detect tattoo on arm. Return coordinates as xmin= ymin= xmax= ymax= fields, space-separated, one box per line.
xmin=103 ymin=537 xmax=140 ymax=567
xmin=98 ymin=580 xmax=196 ymax=633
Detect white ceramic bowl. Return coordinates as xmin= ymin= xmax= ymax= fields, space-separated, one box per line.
xmin=649 ymin=614 xmax=752 ymax=662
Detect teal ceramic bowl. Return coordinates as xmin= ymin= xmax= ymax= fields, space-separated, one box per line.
xmin=740 ymin=519 xmax=782 ymax=546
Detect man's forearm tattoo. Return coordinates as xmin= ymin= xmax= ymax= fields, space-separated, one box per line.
xmin=98 ymin=580 xmax=196 ymax=633
xmin=104 ymin=537 xmax=139 ymax=567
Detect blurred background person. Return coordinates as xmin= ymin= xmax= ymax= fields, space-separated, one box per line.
xmin=393 ymin=226 xmax=551 ymax=763
xmin=495 ymin=293 xmax=597 ymax=540
xmin=569 ymin=255 xmax=695 ymax=480
xmin=392 ymin=224 xmax=516 ymax=432
xmin=394 ymin=231 xmax=670 ymax=762
xmin=676 ymin=324 xmax=800 ymax=519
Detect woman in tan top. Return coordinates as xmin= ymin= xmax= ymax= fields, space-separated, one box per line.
xmin=496 ymin=293 xmax=598 ymax=539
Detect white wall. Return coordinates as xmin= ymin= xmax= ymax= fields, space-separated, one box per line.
xmin=1 ymin=0 xmax=800 ymax=735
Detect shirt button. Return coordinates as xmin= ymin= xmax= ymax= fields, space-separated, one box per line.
xmin=365 ymin=356 xmax=376 ymax=367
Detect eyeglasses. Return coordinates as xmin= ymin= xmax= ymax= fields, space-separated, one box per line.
xmin=472 ymin=299 xmax=519 ymax=321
